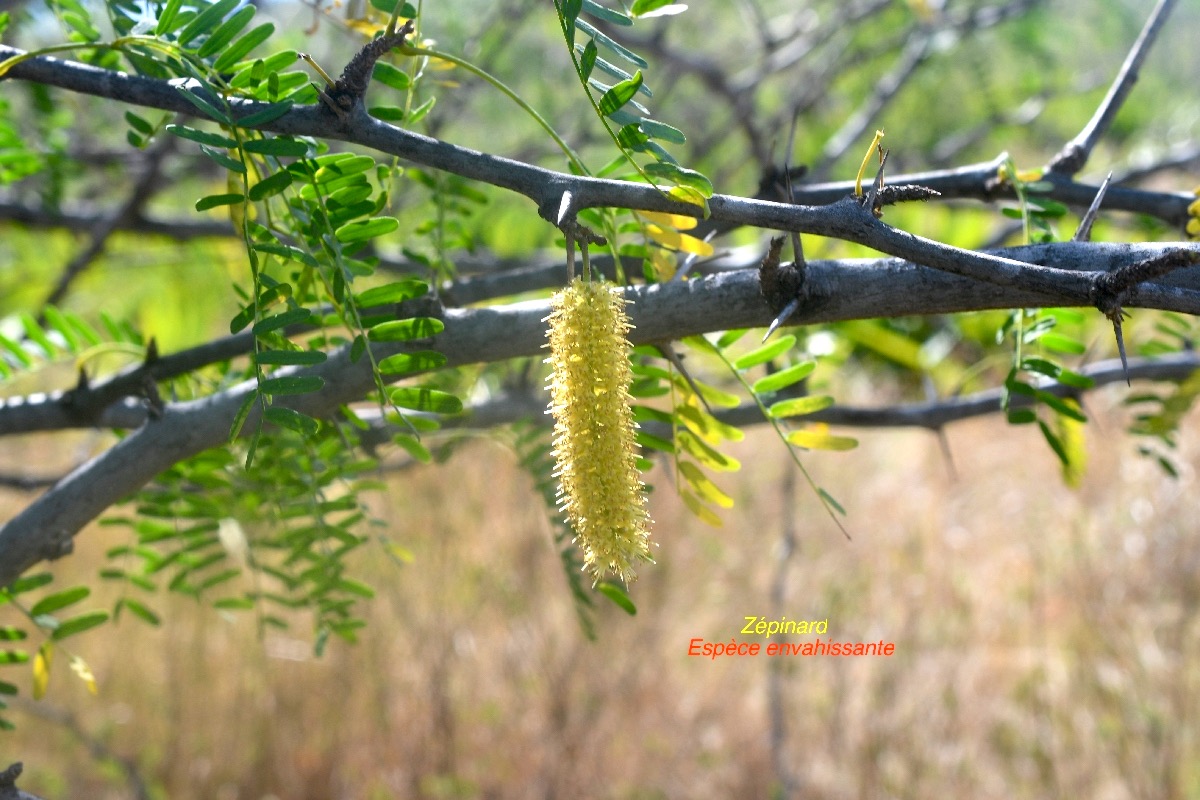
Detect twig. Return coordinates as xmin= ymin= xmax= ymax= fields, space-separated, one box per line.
xmin=9 ymin=698 xmax=151 ymax=800
xmin=316 ymin=19 xmax=415 ymax=119
xmin=40 ymin=135 xmax=174 ymax=310
xmin=816 ymin=33 xmax=931 ymax=178
xmin=0 ymin=762 xmax=45 ymax=800
xmin=1046 ymin=0 xmax=1178 ymax=176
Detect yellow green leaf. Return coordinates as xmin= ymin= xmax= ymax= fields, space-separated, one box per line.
xmin=769 ymin=395 xmax=834 ymax=418
xmin=670 ymin=375 xmax=740 ymax=409
xmin=676 ymin=403 xmax=744 ymax=445
xmin=677 ymin=430 xmax=741 ymax=471
xmin=786 ymin=426 xmax=858 ymax=451
xmin=644 ymin=224 xmax=714 ymax=256
xmin=678 ymin=461 xmax=735 ymax=509
xmin=638 ymin=210 xmax=697 ymax=230
xmin=680 ymin=489 xmax=723 ymax=527
xmin=665 ymin=185 xmax=710 ymax=216
xmin=1055 ymin=398 xmax=1088 ymax=489
xmin=32 ymin=642 xmax=52 ymax=700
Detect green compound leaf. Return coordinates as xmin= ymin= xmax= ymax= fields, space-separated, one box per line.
xmin=769 ymin=395 xmax=834 ymax=418
xmin=173 ymin=83 xmax=232 ymax=124
xmin=598 ymin=70 xmax=643 ymax=117
xmin=51 ymin=611 xmax=109 ymax=641
xmin=355 ymin=279 xmax=429 ymax=306
xmin=596 ymin=581 xmax=637 ymax=615
xmin=579 ymin=38 xmax=598 ymax=81
xmin=334 ymin=216 xmax=399 ymax=243
xmin=5 ymin=573 xmax=53 ymax=596
xmin=29 ymin=587 xmax=89 ymax=617
xmin=243 ymin=136 xmax=310 ymax=157
xmin=372 ymin=61 xmax=411 ymax=91
xmin=196 ymin=4 xmax=256 ymax=59
xmin=575 ymin=18 xmax=647 ymax=67
xmin=388 ymin=387 xmax=462 ymax=414
xmin=378 ymin=351 xmax=447 ymax=375
xmin=642 ymin=161 xmax=713 ymax=196
xmin=733 ymin=335 xmax=795 ymax=370
xmin=265 ymin=406 xmax=320 ymax=436
xmin=166 ymin=123 xmax=238 ymax=149
xmin=236 ymin=100 xmax=293 ymax=127
xmin=368 ymin=317 xmax=444 ymax=341
xmin=252 ymin=307 xmax=312 ymax=335
xmin=752 ymin=360 xmax=816 ymax=394
xmin=213 ymin=22 xmax=276 ymax=72
xmin=248 ymin=170 xmax=293 ymax=200
xmin=582 ymin=0 xmax=632 ymax=26
xmin=195 ymin=192 xmax=244 ymax=211
xmin=155 ymin=0 xmax=185 ymax=35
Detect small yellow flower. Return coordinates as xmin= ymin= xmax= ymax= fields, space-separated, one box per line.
xmin=545 ymin=278 xmax=653 ymax=583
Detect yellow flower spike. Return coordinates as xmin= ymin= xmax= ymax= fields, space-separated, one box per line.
xmin=545 ymin=278 xmax=653 ymax=583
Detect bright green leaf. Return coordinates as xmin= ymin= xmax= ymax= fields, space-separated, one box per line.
xmin=769 ymin=395 xmax=833 ymax=418
xmin=30 ymin=587 xmax=90 ymax=617
xmin=598 ymin=70 xmax=643 ymax=117
xmin=388 ymin=387 xmax=462 ymax=414
xmin=248 ymin=170 xmax=293 ymax=201
xmin=752 ymin=360 xmax=816 ymax=394
xmin=335 ymin=216 xmax=399 ymax=243
xmin=378 ymin=350 xmax=446 ymax=374
xmin=51 ymin=611 xmax=109 ymax=641
xmin=733 ymin=335 xmax=795 ymax=370
xmin=264 ymin=406 xmax=320 ymax=436
xmin=195 ymin=192 xmax=244 ymax=211
xmin=368 ymin=317 xmax=444 ymax=341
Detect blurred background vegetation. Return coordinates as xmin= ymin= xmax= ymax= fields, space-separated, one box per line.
xmin=1 ymin=0 xmax=1199 ymax=796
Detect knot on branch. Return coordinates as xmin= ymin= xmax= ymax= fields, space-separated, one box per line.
xmin=320 ymin=20 xmax=416 ymax=118
xmin=1091 ymin=249 xmax=1200 ymax=313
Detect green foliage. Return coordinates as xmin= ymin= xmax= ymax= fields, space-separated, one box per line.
xmin=0 ymin=0 xmax=1196 ymax=742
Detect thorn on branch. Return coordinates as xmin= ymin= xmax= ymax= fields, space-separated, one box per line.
xmin=317 ymin=19 xmax=416 ymax=119
xmin=1073 ymin=172 xmax=1112 ymax=242
xmin=759 ymin=236 xmax=806 ymax=341
xmin=1091 ymin=248 xmax=1200 ymax=385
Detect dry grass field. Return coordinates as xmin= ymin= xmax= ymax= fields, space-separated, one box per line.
xmin=4 ymin=380 xmax=1200 ymax=799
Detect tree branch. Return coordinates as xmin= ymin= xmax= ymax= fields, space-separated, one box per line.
xmin=3 ymin=242 xmax=1198 ymax=436
xmin=1046 ymin=0 xmax=1177 ymax=176
xmin=1 ymin=45 xmax=1194 ymax=293
xmin=1 ymin=241 xmax=1199 ymax=585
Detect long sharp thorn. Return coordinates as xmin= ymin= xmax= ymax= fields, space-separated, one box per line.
xmin=1112 ymin=314 xmax=1130 ymax=386
xmin=1073 ymin=172 xmax=1112 ymax=242
xmin=764 ymin=297 xmax=801 ymax=342
xmin=556 ymin=191 xmax=573 ymax=226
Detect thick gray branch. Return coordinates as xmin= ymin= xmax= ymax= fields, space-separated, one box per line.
xmin=0 ymin=45 xmax=1195 ymax=291
xmin=1 ymin=241 xmax=1199 ymax=586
